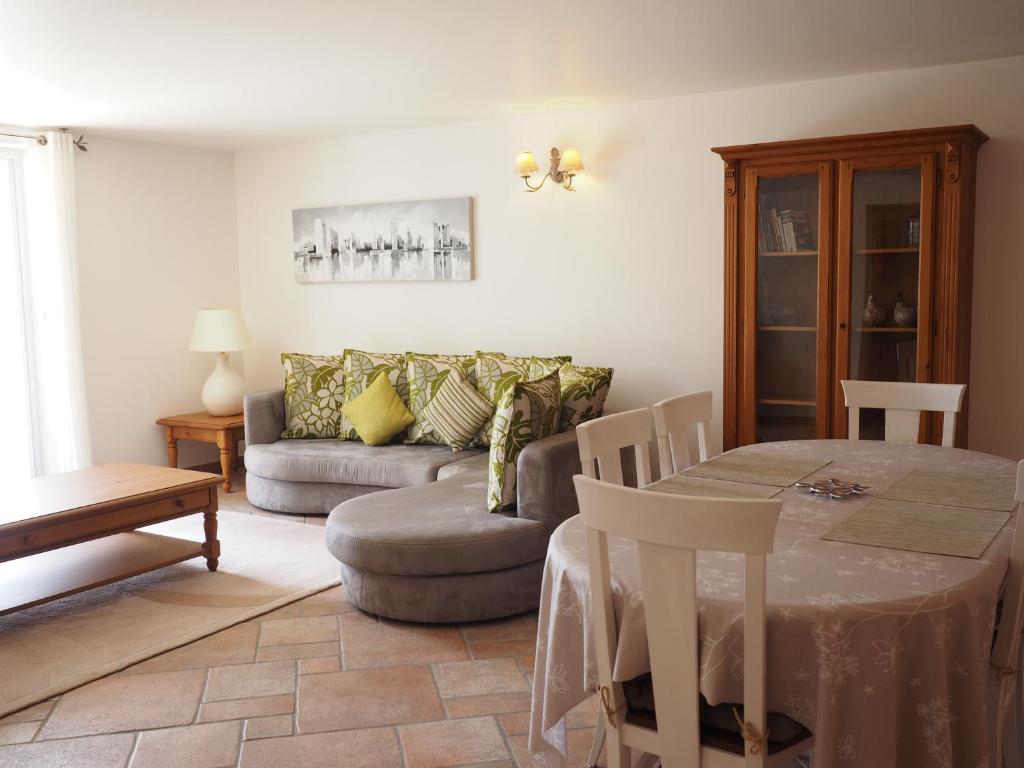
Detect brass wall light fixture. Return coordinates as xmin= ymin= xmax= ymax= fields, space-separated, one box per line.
xmin=515 ymin=147 xmax=583 ymax=192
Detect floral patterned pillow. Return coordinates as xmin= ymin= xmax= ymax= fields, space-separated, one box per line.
xmin=339 ymin=350 xmax=408 ymax=441
xmin=280 ymin=353 xmax=346 ymax=439
xmin=405 ymin=353 xmax=477 ymax=445
xmin=474 ymin=352 xmax=570 ymax=447
xmin=486 ymin=369 xmax=561 ymax=512
xmin=558 ymin=363 xmax=614 ymax=431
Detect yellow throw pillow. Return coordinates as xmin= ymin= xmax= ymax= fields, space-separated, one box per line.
xmin=340 ymin=373 xmax=415 ymax=446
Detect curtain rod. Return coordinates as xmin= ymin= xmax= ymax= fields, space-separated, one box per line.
xmin=0 ymin=130 xmax=89 ymax=151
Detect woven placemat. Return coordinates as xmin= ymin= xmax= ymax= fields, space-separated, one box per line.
xmin=649 ymin=474 xmax=783 ymax=499
xmin=821 ymin=498 xmax=1010 ymax=558
xmin=681 ymin=452 xmax=831 ymax=487
xmin=880 ymin=469 xmax=1017 ymax=512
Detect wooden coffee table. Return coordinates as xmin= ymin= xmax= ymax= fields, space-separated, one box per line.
xmin=0 ymin=463 xmax=222 ymax=616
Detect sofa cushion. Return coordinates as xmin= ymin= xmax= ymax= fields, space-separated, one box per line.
xmin=341 ymin=375 xmax=415 ymax=446
xmin=487 ymin=369 xmax=561 ymax=512
xmin=280 ymin=353 xmax=346 ymax=438
xmin=326 ymin=466 xmax=549 ymax=576
xmin=405 ymin=353 xmax=477 ymax=445
xmin=339 ymin=350 xmax=409 ymax=441
xmin=421 ymin=369 xmax=493 ymax=451
xmin=558 ymin=363 xmax=614 ymax=431
xmin=245 ymin=439 xmax=482 ymax=487
xmin=474 ymin=352 xmax=570 ymax=447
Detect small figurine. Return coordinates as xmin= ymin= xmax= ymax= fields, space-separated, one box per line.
xmin=893 ymin=292 xmax=917 ymax=328
xmin=863 ymin=292 xmax=887 ymax=327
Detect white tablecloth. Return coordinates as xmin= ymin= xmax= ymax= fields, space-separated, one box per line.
xmin=529 ymin=439 xmax=1016 ymax=768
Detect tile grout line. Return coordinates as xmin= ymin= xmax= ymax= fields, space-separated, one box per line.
xmin=29 ymin=699 xmax=58 ymax=742
xmin=195 ymin=667 xmax=213 ymax=723
xmin=123 ymin=731 xmax=140 ymax=768
xmin=494 ymin=713 xmax=521 ymax=768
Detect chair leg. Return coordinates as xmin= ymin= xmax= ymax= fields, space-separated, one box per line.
xmin=587 ymin=716 xmax=606 ymax=768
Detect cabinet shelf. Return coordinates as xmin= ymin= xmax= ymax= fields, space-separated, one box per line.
xmin=759 ymin=326 xmax=816 ymax=332
xmin=854 ymin=326 xmax=917 ymax=333
xmin=855 ymin=247 xmax=919 ymax=255
xmin=758 ymin=396 xmax=816 ymax=407
xmin=761 ymin=250 xmax=817 ymax=257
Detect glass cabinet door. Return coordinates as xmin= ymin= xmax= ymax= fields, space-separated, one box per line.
xmin=742 ymin=164 xmax=830 ymax=443
xmin=836 ymin=156 xmax=935 ymax=440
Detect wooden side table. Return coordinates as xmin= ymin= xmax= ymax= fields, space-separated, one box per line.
xmin=156 ymin=412 xmax=245 ymax=492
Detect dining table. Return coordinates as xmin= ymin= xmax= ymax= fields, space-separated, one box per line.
xmin=528 ymin=439 xmax=1019 ymax=768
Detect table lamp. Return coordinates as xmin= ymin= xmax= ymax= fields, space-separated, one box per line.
xmin=190 ymin=308 xmax=250 ymax=416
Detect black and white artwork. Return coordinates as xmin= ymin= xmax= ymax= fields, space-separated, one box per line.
xmin=292 ymin=197 xmax=472 ymax=282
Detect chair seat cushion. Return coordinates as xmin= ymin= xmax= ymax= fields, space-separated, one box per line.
xmin=325 ymin=465 xmax=549 ymax=576
xmin=623 ymin=674 xmax=809 ymax=746
xmin=245 ymin=439 xmax=483 ymax=487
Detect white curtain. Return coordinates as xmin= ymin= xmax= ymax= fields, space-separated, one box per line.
xmin=20 ymin=131 xmax=92 ymax=474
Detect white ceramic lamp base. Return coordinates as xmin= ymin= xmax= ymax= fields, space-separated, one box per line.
xmin=202 ymin=352 xmax=246 ymax=416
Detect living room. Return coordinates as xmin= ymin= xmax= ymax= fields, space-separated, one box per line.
xmin=3 ymin=2 xmax=1024 ymax=767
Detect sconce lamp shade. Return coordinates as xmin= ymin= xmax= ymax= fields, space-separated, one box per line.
xmin=190 ymin=308 xmax=250 ymax=352
xmin=557 ymin=147 xmax=584 ymax=175
xmin=515 ymin=151 xmax=539 ymax=176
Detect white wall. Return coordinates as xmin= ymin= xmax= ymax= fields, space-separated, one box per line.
xmin=230 ymin=56 xmax=1023 ymax=460
xmin=76 ymin=136 xmax=240 ymax=467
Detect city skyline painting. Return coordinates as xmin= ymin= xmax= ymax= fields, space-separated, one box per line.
xmin=292 ymin=196 xmax=472 ymax=282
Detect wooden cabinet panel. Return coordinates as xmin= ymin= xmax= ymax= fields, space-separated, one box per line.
xmin=714 ymin=126 xmax=986 ymax=450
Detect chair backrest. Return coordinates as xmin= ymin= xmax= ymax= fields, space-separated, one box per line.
xmin=841 ymin=380 xmax=967 ymax=447
xmin=574 ymin=475 xmax=782 ymax=767
xmin=576 ymin=409 xmax=653 ymax=487
xmin=653 ymin=391 xmax=713 ymax=477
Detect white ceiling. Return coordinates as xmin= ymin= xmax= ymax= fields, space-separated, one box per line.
xmin=2 ymin=0 xmax=1022 ymax=150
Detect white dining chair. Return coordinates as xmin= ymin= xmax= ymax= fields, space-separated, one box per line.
xmin=840 ymin=380 xmax=967 ymax=447
xmin=575 ymin=409 xmax=654 ymax=767
xmin=574 ymin=474 xmax=813 ymax=768
xmin=989 ymin=460 xmax=1024 ymax=768
xmin=653 ymin=391 xmax=713 ymax=477
xmin=576 ymin=408 xmax=653 ymax=487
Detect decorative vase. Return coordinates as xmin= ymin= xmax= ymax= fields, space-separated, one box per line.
xmin=893 ymin=292 xmax=917 ymax=328
xmin=863 ymin=292 xmax=887 ymax=328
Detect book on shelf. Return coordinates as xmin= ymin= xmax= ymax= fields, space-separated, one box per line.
xmin=758 ymin=203 xmax=814 ymax=252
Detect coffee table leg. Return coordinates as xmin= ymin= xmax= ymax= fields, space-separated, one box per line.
xmin=203 ymin=510 xmax=220 ymax=571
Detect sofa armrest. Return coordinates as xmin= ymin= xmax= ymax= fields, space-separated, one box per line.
xmin=244 ymin=389 xmax=286 ymax=445
xmin=516 ymin=431 xmax=581 ymax=532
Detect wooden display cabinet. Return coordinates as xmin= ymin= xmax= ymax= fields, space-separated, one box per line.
xmin=713 ymin=125 xmax=987 ymax=450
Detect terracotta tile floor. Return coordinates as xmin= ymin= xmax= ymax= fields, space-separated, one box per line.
xmin=0 ymin=470 xmax=601 ymax=768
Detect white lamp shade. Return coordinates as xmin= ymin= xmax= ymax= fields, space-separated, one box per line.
xmin=515 ymin=151 xmax=539 ymax=176
xmin=190 ymin=308 xmax=250 ymax=352
xmin=557 ymin=147 xmax=583 ymax=174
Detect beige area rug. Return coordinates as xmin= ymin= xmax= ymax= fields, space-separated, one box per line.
xmin=0 ymin=510 xmax=340 ymax=718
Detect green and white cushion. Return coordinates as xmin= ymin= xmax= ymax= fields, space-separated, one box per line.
xmin=486 ymin=369 xmax=561 ymax=512
xmin=405 ymin=352 xmax=477 ymax=444
xmin=558 ymin=363 xmax=614 ymax=431
xmin=421 ymin=369 xmax=493 ymax=451
xmin=474 ymin=352 xmax=570 ymax=447
xmin=339 ymin=350 xmax=409 ymax=441
xmin=280 ymin=353 xmax=346 ymax=439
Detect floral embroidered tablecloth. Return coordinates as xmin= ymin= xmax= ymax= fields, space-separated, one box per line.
xmin=528 ymin=439 xmax=1017 ymax=768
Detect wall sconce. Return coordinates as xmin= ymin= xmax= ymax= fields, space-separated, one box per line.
xmin=515 ymin=147 xmax=583 ymax=192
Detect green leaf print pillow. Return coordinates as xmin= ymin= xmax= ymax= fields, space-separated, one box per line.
xmin=486 ymin=369 xmax=561 ymax=512
xmin=280 ymin=353 xmax=346 ymax=439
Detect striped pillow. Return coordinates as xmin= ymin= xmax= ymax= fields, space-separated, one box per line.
xmin=421 ymin=369 xmax=494 ymax=451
